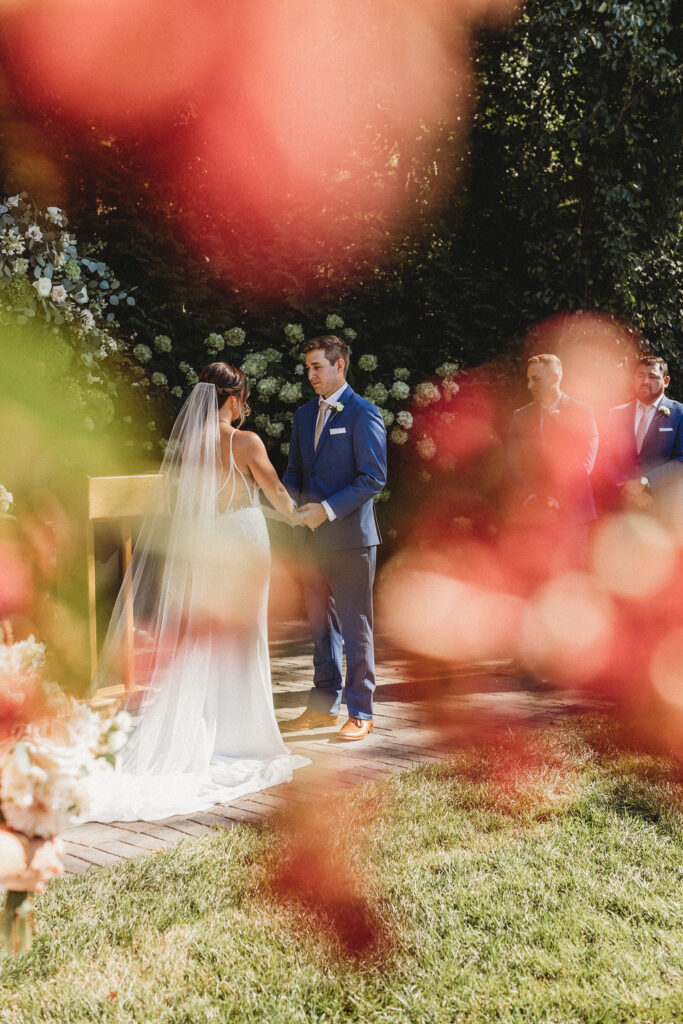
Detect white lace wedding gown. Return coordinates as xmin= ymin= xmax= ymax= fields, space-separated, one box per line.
xmin=87 ymin=405 xmax=309 ymax=823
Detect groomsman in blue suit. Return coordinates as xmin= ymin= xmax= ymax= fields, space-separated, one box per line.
xmin=282 ymin=335 xmax=387 ymax=741
xmin=603 ymin=356 xmax=683 ymax=526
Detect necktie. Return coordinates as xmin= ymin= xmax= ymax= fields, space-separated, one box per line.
xmin=635 ymin=405 xmax=651 ymax=453
xmin=314 ymin=400 xmax=330 ymax=450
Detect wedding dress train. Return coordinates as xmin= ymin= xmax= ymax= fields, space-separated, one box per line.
xmin=86 ymin=386 xmax=308 ymax=823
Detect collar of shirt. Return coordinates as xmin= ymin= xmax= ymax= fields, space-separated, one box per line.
xmin=637 ymin=394 xmax=664 ymax=415
xmin=320 ymin=383 xmax=347 ymax=409
xmin=540 ymin=391 xmax=563 ymax=413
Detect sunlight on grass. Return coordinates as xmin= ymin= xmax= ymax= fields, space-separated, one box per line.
xmin=1 ymin=716 xmax=682 ymax=1024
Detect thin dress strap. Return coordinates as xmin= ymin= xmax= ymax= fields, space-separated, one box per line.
xmin=217 ymin=431 xmax=256 ymax=509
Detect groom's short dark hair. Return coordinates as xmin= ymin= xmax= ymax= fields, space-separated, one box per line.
xmin=303 ymin=335 xmax=350 ymax=375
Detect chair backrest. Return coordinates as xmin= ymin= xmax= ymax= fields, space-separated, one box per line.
xmin=87 ymin=474 xmax=164 ymax=701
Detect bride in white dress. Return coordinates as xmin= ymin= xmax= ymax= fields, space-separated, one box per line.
xmin=87 ymin=362 xmax=309 ymax=823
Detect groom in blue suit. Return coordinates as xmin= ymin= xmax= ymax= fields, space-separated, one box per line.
xmin=282 ymin=335 xmax=387 ymax=741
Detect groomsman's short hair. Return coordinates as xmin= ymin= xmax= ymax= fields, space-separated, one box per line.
xmin=637 ymin=355 xmax=668 ymax=377
xmin=528 ymin=353 xmax=563 ymax=379
xmin=303 ymin=335 xmax=350 ymax=374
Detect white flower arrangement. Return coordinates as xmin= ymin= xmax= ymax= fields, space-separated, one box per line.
xmin=0 ymin=483 xmax=14 ymax=516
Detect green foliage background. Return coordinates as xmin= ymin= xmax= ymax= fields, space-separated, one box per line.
xmin=1 ymin=0 xmax=680 ymax=398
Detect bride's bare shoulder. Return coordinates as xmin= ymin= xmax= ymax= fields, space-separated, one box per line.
xmin=232 ymin=429 xmax=265 ymax=451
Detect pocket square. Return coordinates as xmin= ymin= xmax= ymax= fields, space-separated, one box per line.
xmin=329 ymin=427 xmax=346 ymax=435
xmin=659 ymin=427 xmax=674 ymax=432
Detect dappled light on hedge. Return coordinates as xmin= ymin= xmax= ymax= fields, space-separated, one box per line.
xmin=0 ymin=0 xmax=521 ymax=292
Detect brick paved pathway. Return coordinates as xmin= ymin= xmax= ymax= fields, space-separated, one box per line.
xmin=61 ymin=624 xmax=590 ymax=875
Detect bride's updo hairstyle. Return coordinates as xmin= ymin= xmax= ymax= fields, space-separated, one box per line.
xmin=199 ymin=362 xmax=251 ymax=426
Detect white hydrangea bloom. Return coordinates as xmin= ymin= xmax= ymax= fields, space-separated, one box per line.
xmin=224 ymin=327 xmax=246 ymax=347
xmin=170 ymin=386 xmax=184 ymax=398
xmin=436 ymin=361 xmax=460 ymax=377
xmin=394 ymin=367 xmax=410 ymax=381
xmin=417 ymin=437 xmax=437 ymax=459
xmin=396 ymin=410 xmax=413 ymax=429
xmin=13 ymin=257 xmax=28 ymax=274
xmin=380 ymin=408 xmax=395 ymax=427
xmin=442 ymin=376 xmax=460 ymax=399
xmin=364 ymin=383 xmax=388 ymax=405
xmin=413 ymin=382 xmax=440 ymax=407
xmin=257 ymin=376 xmax=280 ymax=398
xmin=134 ymin=344 xmax=153 ymax=363
xmin=284 ymin=323 xmax=305 ymax=344
xmin=390 ymin=427 xmax=408 ymax=445
xmin=390 ymin=381 xmax=410 ymax=401
xmin=280 ymin=382 xmax=302 ymax=404
xmin=205 ymin=332 xmax=225 ymax=352
xmin=266 ymin=420 xmax=284 ymax=437
xmin=154 ymin=334 xmax=173 ymax=353
xmin=325 ymin=313 xmax=344 ymax=330
xmin=343 ymin=328 xmax=357 ymax=342
xmin=241 ymin=352 xmax=269 ymax=379
xmin=280 ymin=442 xmax=290 ymax=456
xmin=358 ymin=354 xmax=378 ymax=372
xmin=151 ymin=372 xmax=167 ymax=387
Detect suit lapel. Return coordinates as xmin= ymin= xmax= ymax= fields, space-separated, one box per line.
xmin=640 ymin=398 xmax=669 ymax=456
xmin=313 ymin=385 xmax=353 ymax=462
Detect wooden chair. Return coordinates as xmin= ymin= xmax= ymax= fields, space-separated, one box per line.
xmin=87 ymin=474 xmax=165 ymax=703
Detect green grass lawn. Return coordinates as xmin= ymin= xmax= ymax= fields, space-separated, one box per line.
xmin=1 ymin=715 xmax=682 ymax=1024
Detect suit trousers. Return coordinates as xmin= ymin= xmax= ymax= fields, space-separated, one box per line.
xmin=300 ymin=543 xmax=377 ymax=720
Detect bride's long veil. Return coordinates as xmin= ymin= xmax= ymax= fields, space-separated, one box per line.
xmin=88 ymin=382 xmax=307 ymax=822
xmin=94 ymin=382 xmax=222 ymax=715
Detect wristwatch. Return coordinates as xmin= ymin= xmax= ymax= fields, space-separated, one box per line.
xmin=640 ymin=476 xmax=649 ymax=489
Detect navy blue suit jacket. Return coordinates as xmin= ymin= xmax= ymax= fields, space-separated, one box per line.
xmin=283 ymin=384 xmax=387 ymax=550
xmin=605 ymin=395 xmax=683 ymax=488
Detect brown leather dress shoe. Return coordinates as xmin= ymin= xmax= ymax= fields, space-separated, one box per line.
xmin=279 ymin=708 xmax=339 ymax=733
xmin=337 ymin=717 xmax=374 ymax=741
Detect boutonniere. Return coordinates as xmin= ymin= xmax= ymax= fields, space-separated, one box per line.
xmin=658 ymin=405 xmax=671 ymax=418
xmin=548 ymin=409 xmax=561 ymax=418
xmin=330 ymin=401 xmax=344 ymax=414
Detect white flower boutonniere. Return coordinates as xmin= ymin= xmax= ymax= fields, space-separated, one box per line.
xmin=331 ymin=401 xmax=344 ymax=414
xmin=658 ymin=405 xmax=671 ymax=418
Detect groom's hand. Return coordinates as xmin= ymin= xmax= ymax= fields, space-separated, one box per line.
xmin=297 ymin=503 xmax=328 ymax=531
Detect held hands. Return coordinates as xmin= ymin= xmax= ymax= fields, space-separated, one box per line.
xmin=294 ymin=503 xmax=328 ymax=531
